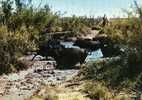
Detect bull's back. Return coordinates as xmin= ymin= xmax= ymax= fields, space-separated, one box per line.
xmin=62 ymin=48 xmax=87 ymax=63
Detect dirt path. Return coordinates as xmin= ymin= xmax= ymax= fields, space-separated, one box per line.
xmin=81 ymin=30 xmax=100 ymax=39
xmin=0 ymin=56 xmax=79 ymax=100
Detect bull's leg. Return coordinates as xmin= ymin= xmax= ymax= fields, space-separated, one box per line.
xmin=80 ymin=51 xmax=88 ymax=64
xmin=80 ymin=56 xmax=86 ymax=65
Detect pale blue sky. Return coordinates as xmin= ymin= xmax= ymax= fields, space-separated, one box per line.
xmin=33 ymin=0 xmax=142 ymax=18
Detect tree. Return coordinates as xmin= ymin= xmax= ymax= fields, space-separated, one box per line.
xmin=134 ymin=0 xmax=142 ymax=19
xmin=15 ymin=0 xmax=23 ymax=13
xmin=1 ymin=0 xmax=13 ymax=25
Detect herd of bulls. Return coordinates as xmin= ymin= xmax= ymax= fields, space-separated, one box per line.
xmin=32 ymin=36 xmax=123 ymax=68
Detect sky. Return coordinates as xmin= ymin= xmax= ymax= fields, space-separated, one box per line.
xmin=4 ymin=0 xmax=142 ymax=18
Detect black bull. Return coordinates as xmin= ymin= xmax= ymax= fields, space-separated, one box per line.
xmin=73 ymin=37 xmax=123 ymax=57
xmin=32 ymin=41 xmax=88 ymax=68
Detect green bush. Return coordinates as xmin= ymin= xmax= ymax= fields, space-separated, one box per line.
xmin=79 ymin=53 xmax=142 ymax=90
xmin=80 ymin=58 xmax=123 ymax=86
xmin=0 ymin=26 xmax=37 ymax=74
xmin=135 ymin=73 xmax=142 ymax=91
xmin=79 ymin=62 xmax=97 ymax=79
xmin=82 ymin=81 xmax=110 ymax=99
xmin=114 ymin=95 xmax=131 ymax=100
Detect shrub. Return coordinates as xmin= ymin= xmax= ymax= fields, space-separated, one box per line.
xmin=82 ymin=81 xmax=110 ymax=100
xmin=114 ymin=94 xmax=131 ymax=100
xmin=79 ymin=62 xmax=97 ymax=79
xmin=79 ymin=52 xmax=142 ymax=90
xmin=0 ymin=26 xmax=37 ymax=74
xmin=135 ymin=73 xmax=142 ymax=91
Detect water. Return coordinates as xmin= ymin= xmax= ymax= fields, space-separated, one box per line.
xmin=61 ymin=42 xmax=103 ymax=61
xmin=61 ymin=42 xmax=79 ymax=48
xmin=86 ymin=49 xmax=103 ymax=61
